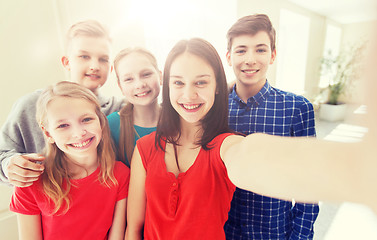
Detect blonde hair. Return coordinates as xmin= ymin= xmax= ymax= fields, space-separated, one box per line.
xmin=65 ymin=20 xmax=112 ymax=53
xmin=113 ymin=47 xmax=159 ymax=165
xmin=36 ymin=81 xmax=117 ymax=214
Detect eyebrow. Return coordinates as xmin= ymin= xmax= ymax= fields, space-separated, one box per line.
xmin=170 ymin=74 xmax=211 ymax=79
xmin=77 ymin=50 xmax=109 ymax=58
xmin=234 ymin=43 xmax=269 ymax=49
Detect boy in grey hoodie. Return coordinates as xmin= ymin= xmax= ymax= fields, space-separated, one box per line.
xmin=0 ymin=20 xmax=123 ymax=187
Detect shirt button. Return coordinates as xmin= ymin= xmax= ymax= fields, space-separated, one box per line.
xmin=173 ymin=182 xmax=177 ymax=186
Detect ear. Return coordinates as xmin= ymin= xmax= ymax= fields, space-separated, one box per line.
xmin=61 ymin=56 xmax=70 ymax=70
xmin=270 ymin=49 xmax=277 ymax=64
xmin=41 ymin=126 xmax=55 ymax=144
xmin=226 ymin=51 xmax=232 ymax=66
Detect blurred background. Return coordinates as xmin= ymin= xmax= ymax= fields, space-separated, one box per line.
xmin=1 ymin=0 xmax=376 ymax=239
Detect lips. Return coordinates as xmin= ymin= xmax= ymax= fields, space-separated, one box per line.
xmin=242 ymin=69 xmax=259 ymax=74
xmin=69 ymin=137 xmax=94 ymax=149
xmin=181 ymin=103 xmax=202 ymax=110
xmin=135 ymin=90 xmax=151 ymax=97
xmin=85 ymin=74 xmax=100 ymax=80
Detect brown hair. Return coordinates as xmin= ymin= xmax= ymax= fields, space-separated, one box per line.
xmin=156 ymin=38 xmax=230 ymax=150
xmin=226 ymin=14 xmax=276 ymax=52
xmin=113 ymin=47 xmax=159 ymax=165
xmin=36 ymin=81 xmax=117 ymax=214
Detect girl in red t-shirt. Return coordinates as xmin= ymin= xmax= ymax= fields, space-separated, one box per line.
xmin=10 ymin=81 xmax=129 ymax=240
xmin=126 ymin=37 xmax=377 ymax=240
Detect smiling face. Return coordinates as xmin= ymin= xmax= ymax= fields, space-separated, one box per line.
xmin=61 ymin=36 xmax=113 ymax=94
xmin=43 ymin=96 xmax=102 ymax=163
xmin=227 ymin=32 xmax=276 ymax=99
xmin=116 ymin=52 xmax=161 ymax=107
xmin=169 ymin=52 xmax=217 ymax=125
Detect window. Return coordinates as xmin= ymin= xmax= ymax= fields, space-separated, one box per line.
xmin=319 ymin=24 xmax=342 ymax=88
xmin=276 ymin=9 xmax=310 ymax=94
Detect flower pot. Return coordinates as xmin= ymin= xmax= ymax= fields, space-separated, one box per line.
xmin=319 ymin=103 xmax=347 ymax=122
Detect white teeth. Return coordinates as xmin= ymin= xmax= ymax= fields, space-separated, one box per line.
xmin=243 ymin=70 xmax=257 ymax=73
xmin=72 ymin=138 xmax=91 ymax=148
xmin=183 ymin=104 xmax=200 ymax=110
xmin=136 ymin=92 xmax=148 ymax=97
xmin=136 ymin=90 xmax=151 ymax=97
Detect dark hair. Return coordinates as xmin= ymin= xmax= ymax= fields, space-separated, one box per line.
xmin=156 ymin=38 xmax=230 ymax=150
xmin=226 ymin=14 xmax=276 ymax=52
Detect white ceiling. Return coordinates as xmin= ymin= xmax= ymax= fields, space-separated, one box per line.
xmin=287 ymin=0 xmax=377 ymax=24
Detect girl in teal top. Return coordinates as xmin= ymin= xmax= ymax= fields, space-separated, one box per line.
xmin=107 ymin=48 xmax=161 ymax=167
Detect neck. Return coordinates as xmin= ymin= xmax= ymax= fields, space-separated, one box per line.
xmin=133 ymin=101 xmax=160 ymax=127
xmin=178 ymin=119 xmax=203 ymax=146
xmin=66 ymin=153 xmax=99 ymax=179
xmin=235 ymin=79 xmax=266 ymax=102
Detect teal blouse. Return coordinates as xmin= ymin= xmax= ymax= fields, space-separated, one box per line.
xmin=107 ymin=112 xmax=157 ymax=167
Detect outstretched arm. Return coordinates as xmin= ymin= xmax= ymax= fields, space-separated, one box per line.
xmin=221 ymin=133 xmax=370 ymax=206
xmin=125 ymin=146 xmax=146 ymax=240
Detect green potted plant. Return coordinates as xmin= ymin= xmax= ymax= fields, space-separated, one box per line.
xmin=318 ymin=42 xmax=365 ymax=121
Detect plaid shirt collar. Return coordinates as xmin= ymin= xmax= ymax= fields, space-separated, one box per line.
xmin=230 ymin=80 xmax=272 ymax=107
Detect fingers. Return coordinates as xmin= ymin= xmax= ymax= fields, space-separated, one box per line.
xmin=7 ymin=154 xmax=45 ymax=187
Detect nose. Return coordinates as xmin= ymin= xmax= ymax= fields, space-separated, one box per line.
xmin=135 ymin=77 xmax=146 ymax=89
xmin=245 ymin=52 xmax=256 ymax=65
xmin=183 ymin=84 xmax=197 ymax=100
xmin=89 ymin=59 xmax=100 ymax=71
xmin=72 ymin=125 xmax=87 ymax=138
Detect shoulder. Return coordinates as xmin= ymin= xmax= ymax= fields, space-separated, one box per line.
xmin=137 ymin=131 xmax=156 ymax=145
xmin=9 ymin=90 xmax=42 ymax=115
xmin=271 ymin=87 xmax=313 ymax=109
xmin=113 ymin=161 xmax=130 ymax=176
xmin=97 ymin=93 xmax=125 ymax=115
xmin=209 ymin=133 xmax=236 ymax=153
xmin=107 ymin=112 xmax=120 ymax=125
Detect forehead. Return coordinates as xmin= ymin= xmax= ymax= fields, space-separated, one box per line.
xmin=117 ymin=52 xmax=156 ymax=74
xmin=46 ymin=97 xmax=96 ymax=121
xmin=170 ymin=52 xmax=214 ymax=77
xmin=67 ymin=36 xmax=111 ymax=56
xmin=231 ymin=32 xmax=271 ymax=49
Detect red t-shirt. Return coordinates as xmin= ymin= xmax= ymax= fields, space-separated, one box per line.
xmin=138 ymin=132 xmax=236 ymax=240
xmin=10 ymin=161 xmax=129 ymax=240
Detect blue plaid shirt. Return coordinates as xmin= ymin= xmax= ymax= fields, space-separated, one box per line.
xmin=224 ymin=80 xmax=319 ymax=240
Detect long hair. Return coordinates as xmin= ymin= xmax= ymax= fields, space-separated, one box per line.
xmin=36 ymin=81 xmax=117 ymax=214
xmin=226 ymin=14 xmax=276 ymax=52
xmin=156 ymin=38 xmax=230 ymax=150
xmin=113 ymin=47 xmax=159 ymax=165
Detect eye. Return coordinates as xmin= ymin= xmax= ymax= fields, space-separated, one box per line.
xmin=172 ymin=80 xmax=184 ymax=86
xmin=82 ymin=117 xmax=94 ymax=123
xmin=142 ymin=72 xmax=152 ymax=78
xmin=195 ymin=80 xmax=208 ymax=86
xmin=79 ymin=55 xmax=90 ymax=60
xmin=256 ymin=48 xmax=267 ymax=53
xmin=122 ymin=77 xmax=133 ymax=82
xmin=57 ymin=123 xmax=69 ymax=129
xmin=235 ymin=49 xmax=246 ymax=54
xmin=99 ymin=58 xmax=109 ymax=63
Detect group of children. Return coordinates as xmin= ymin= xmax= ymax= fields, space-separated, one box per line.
xmin=0 ymin=14 xmax=376 ymax=240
